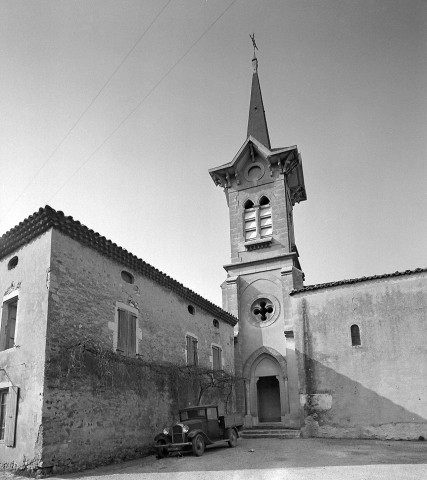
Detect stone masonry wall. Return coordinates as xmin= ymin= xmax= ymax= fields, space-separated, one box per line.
xmin=292 ymin=272 xmax=427 ymax=440
xmin=41 ymin=230 xmax=235 ymax=472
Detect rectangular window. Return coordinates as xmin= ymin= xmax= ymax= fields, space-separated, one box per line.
xmin=0 ymin=389 xmax=7 ymax=441
xmin=212 ymin=345 xmax=222 ymax=370
xmin=0 ymin=298 xmax=18 ymax=352
xmin=117 ymin=308 xmax=137 ymax=356
xmin=186 ymin=335 xmax=198 ymax=366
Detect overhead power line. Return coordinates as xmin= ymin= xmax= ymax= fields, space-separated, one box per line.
xmin=46 ymin=0 xmax=238 ymax=204
xmin=1 ymin=0 xmax=172 ymax=223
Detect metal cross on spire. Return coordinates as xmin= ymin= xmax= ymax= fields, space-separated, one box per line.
xmin=250 ymin=33 xmax=258 ymax=58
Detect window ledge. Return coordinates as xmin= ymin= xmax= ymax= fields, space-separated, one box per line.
xmin=245 ymin=238 xmax=272 ymax=251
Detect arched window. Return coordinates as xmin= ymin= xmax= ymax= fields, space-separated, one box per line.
xmin=351 ymin=324 xmax=361 ymax=346
xmin=244 ymin=196 xmax=272 ymax=241
xmin=259 ymin=196 xmax=272 ymax=238
xmin=244 ymin=200 xmax=257 ymax=241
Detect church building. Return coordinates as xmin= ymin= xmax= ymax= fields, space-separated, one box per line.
xmin=0 ymin=48 xmax=426 ymax=475
xmin=210 ymin=54 xmax=427 ymax=439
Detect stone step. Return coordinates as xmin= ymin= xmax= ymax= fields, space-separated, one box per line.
xmin=240 ymin=429 xmax=301 ymax=439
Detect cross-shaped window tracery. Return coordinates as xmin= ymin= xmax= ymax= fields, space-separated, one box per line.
xmin=252 ymin=299 xmax=274 ymax=322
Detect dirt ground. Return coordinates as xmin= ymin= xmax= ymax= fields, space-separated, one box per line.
xmin=2 ymin=438 xmax=427 ymax=480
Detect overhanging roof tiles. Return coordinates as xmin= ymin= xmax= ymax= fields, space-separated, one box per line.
xmin=0 ymin=206 xmax=237 ymax=327
xmin=290 ymin=268 xmax=427 ymax=295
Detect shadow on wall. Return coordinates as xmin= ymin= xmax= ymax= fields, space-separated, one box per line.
xmin=297 ymin=351 xmax=427 ymax=440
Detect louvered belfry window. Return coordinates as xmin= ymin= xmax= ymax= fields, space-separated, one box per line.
xmin=117 ymin=309 xmax=137 ymax=356
xmin=244 ymin=196 xmax=272 ymax=241
xmin=244 ymin=200 xmax=256 ymax=241
xmin=259 ymin=196 xmax=272 ymax=237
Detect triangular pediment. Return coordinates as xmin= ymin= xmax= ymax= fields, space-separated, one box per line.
xmin=209 ymin=136 xmax=296 ymax=175
xmin=209 ymin=136 xmax=306 ymax=204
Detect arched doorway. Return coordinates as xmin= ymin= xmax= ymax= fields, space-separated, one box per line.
xmin=243 ymin=348 xmax=289 ymax=426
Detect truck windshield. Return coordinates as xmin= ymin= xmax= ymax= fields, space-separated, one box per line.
xmin=180 ymin=409 xmax=206 ymax=421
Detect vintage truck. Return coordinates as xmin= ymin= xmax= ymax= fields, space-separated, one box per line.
xmin=154 ymin=405 xmax=243 ymax=457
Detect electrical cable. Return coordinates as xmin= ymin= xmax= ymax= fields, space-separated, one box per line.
xmin=45 ymin=0 xmax=238 ymax=204
xmin=0 ymin=0 xmax=172 ymax=222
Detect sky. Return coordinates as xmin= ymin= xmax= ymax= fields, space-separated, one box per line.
xmin=1 ymin=0 xmax=426 ymax=307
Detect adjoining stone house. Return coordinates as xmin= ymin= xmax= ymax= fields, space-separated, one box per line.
xmin=0 ymin=206 xmax=237 ymax=472
xmin=209 ymin=54 xmax=427 ymax=439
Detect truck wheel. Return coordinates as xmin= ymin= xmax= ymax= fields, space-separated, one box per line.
xmin=226 ymin=428 xmax=237 ymax=447
xmin=192 ymin=434 xmax=205 ymax=457
xmin=156 ymin=439 xmax=169 ymax=458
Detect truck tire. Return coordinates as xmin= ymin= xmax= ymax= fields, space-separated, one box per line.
xmin=156 ymin=439 xmax=169 ymax=458
xmin=226 ymin=428 xmax=237 ymax=447
xmin=192 ymin=434 xmax=205 ymax=456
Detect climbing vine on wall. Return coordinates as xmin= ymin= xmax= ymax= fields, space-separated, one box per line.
xmin=46 ymin=340 xmax=240 ymax=413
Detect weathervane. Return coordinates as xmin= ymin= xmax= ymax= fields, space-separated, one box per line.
xmin=250 ymin=33 xmax=258 ymax=58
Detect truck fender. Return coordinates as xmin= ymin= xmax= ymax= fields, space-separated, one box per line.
xmin=187 ymin=429 xmax=213 ymax=445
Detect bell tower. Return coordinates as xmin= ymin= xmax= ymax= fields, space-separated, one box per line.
xmin=209 ymin=52 xmax=307 ymax=428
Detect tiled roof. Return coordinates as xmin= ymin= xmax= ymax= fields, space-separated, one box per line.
xmin=290 ymin=268 xmax=427 ymax=295
xmin=0 ymin=206 xmax=238 ymax=326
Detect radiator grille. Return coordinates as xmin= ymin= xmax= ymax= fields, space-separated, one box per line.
xmin=172 ymin=425 xmax=184 ymax=443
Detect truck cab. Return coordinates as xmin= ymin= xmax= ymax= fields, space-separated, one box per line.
xmin=154 ymin=405 xmax=243 ymax=457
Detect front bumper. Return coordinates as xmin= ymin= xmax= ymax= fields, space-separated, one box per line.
xmin=154 ymin=441 xmax=192 ymax=452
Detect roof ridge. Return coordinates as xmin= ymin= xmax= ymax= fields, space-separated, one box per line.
xmin=290 ymin=267 xmax=427 ymax=295
xmin=0 ymin=206 xmax=238 ymax=326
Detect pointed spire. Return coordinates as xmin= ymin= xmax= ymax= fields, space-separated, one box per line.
xmin=247 ymin=55 xmax=271 ymax=149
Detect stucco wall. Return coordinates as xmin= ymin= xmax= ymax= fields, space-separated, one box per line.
xmin=0 ymin=231 xmax=51 ymax=470
xmin=292 ymin=272 xmax=427 ymax=439
xmin=41 ymin=230 xmax=235 ymax=472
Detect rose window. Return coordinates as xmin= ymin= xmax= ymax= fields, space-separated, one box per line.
xmin=252 ymin=298 xmax=274 ymax=322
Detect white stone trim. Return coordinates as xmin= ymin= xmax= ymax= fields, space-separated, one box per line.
xmin=2 ymin=290 xmax=19 ymax=304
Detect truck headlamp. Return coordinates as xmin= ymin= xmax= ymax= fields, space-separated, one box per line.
xmin=182 ymin=425 xmax=189 ymax=433
xmin=162 ymin=428 xmax=169 ymax=435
